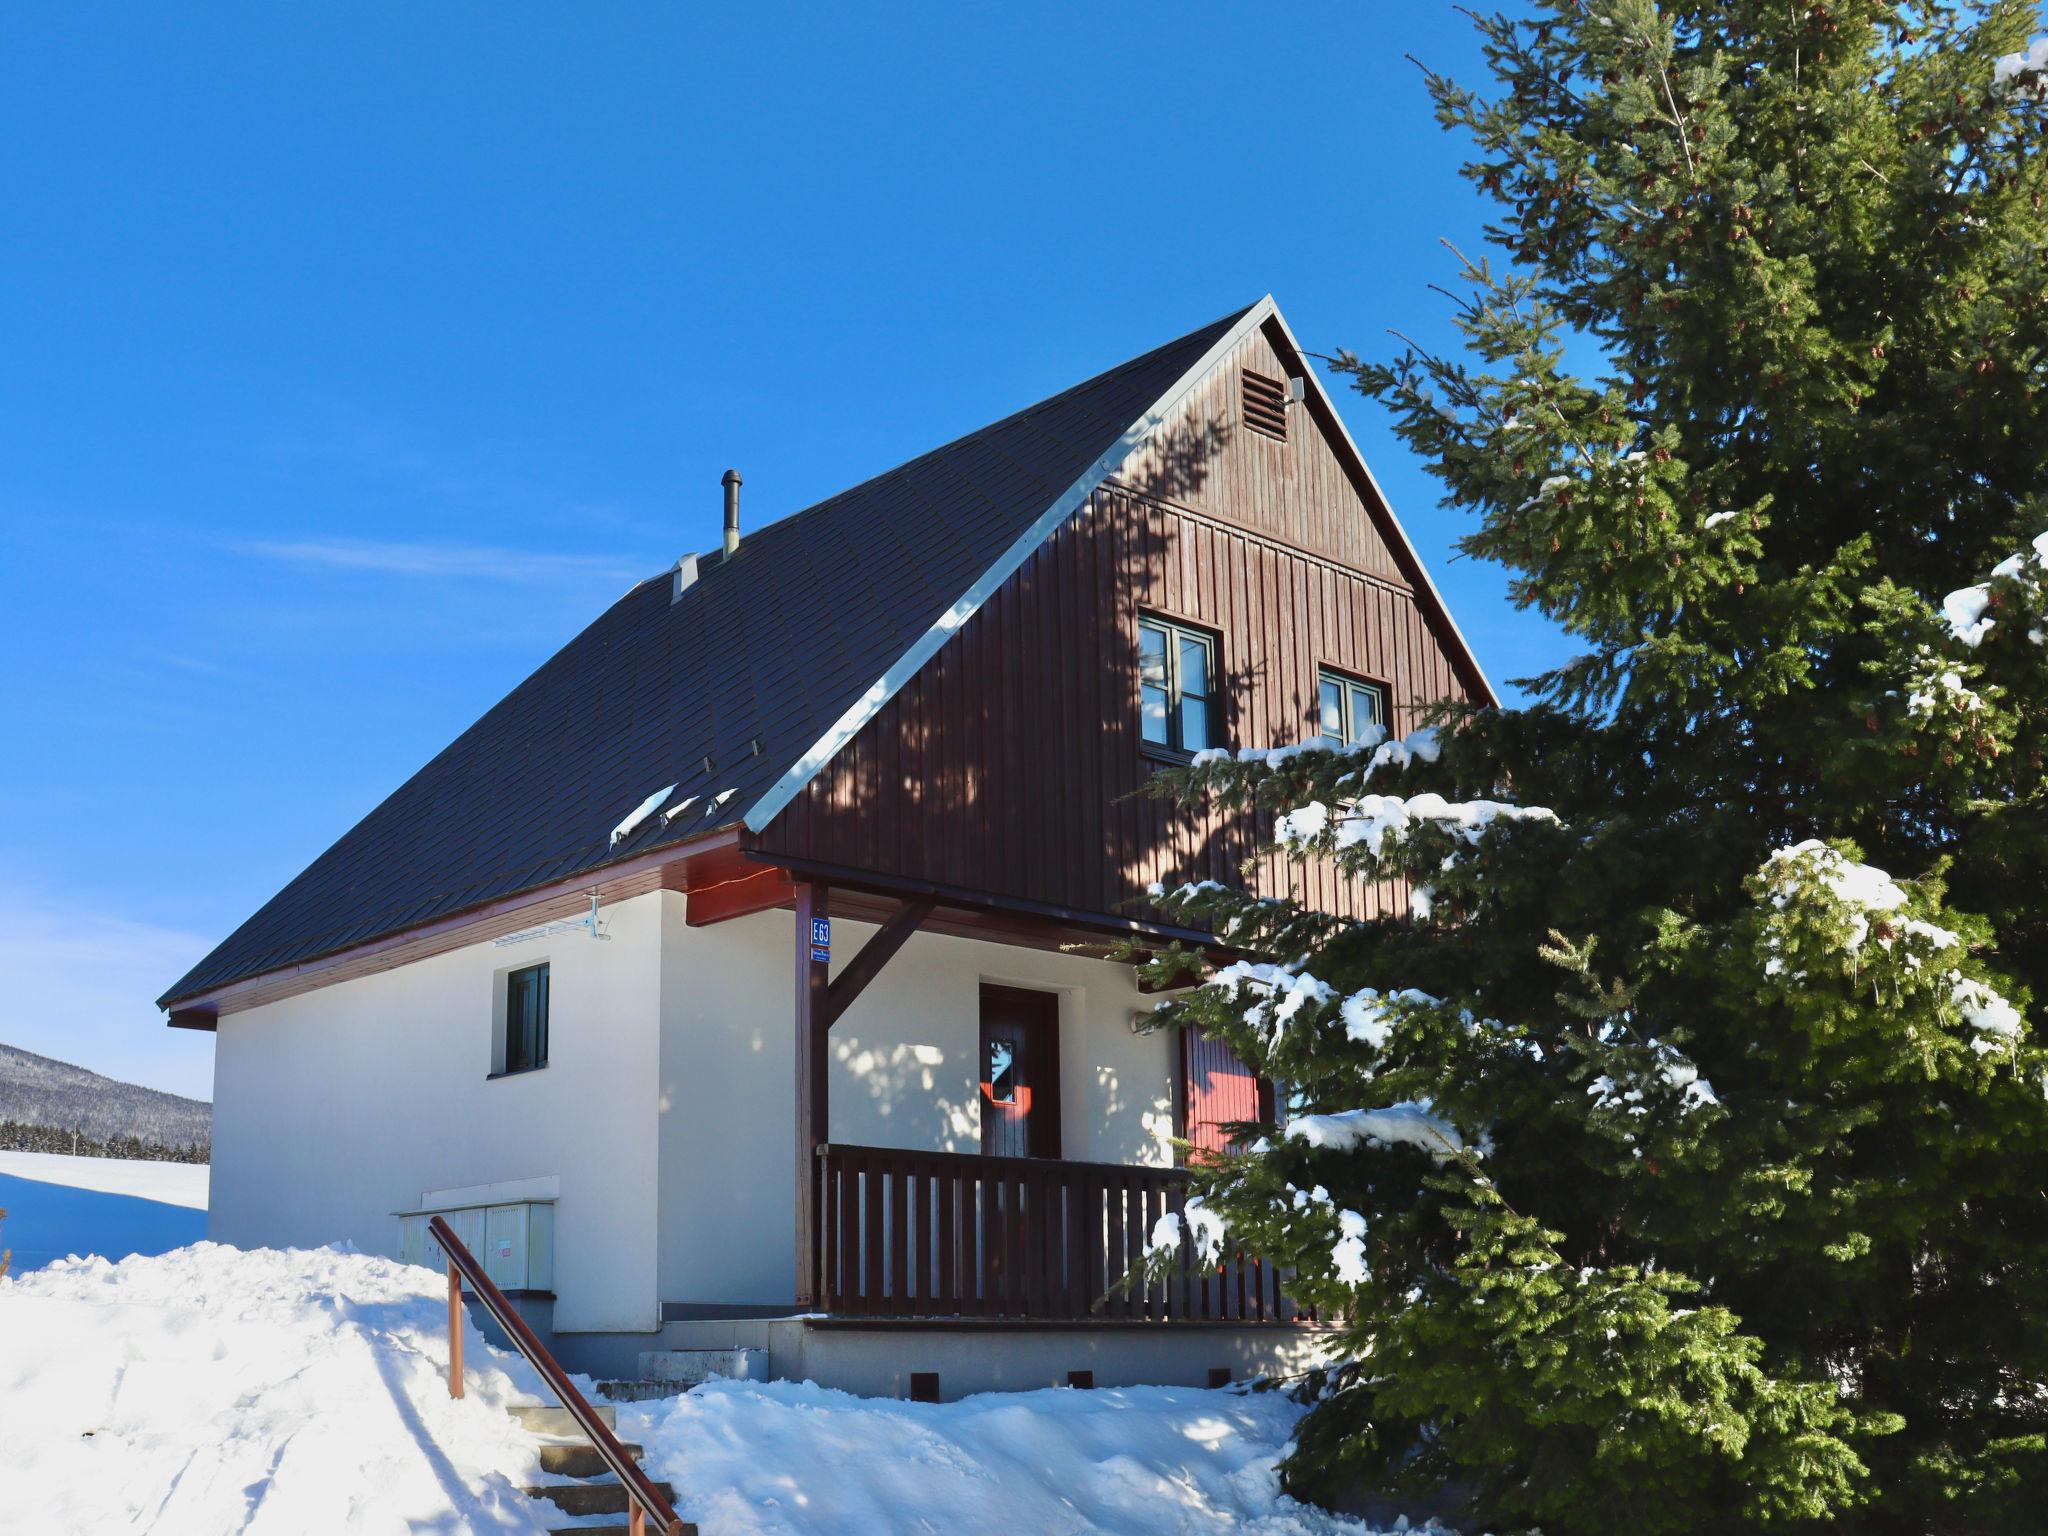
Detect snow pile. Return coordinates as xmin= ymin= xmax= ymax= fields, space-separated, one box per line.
xmin=1904 ymin=664 xmax=1982 ymax=719
xmin=1330 ymin=1209 xmax=1371 ymax=1286
xmin=1278 ymin=792 xmax=1556 ymax=861
xmin=1761 ymin=839 xmax=1908 ymax=952
xmin=0 ymin=1243 xmax=551 ymax=1533
xmin=0 ymin=1238 xmax=1436 ymax=1535
xmin=1994 ymin=36 xmax=2048 ymax=97
xmin=1341 ymin=988 xmax=1441 ymax=1050
xmin=1346 ymin=725 xmax=1442 ymax=783
xmin=0 ymin=1150 xmax=208 ymax=1270
xmin=1191 ymin=725 xmax=1440 ymax=786
xmin=1284 ymin=1102 xmax=1473 ymax=1161
xmin=1941 ymin=530 xmax=2048 ymax=647
xmin=1210 ymin=960 xmax=1336 ymax=1039
xmin=1146 ymin=1194 xmax=1230 ymax=1265
xmin=1951 ymin=975 xmax=2024 ymax=1056
xmin=611 ymin=781 xmax=678 ymax=845
xmin=1588 ymin=1042 xmax=1719 ymax=1120
xmin=626 ymin=1378 xmax=1407 ymax=1536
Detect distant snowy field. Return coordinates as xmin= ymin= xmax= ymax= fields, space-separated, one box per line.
xmin=0 ymin=1150 xmax=208 ymax=1270
xmin=0 ymin=1241 xmax=1412 ymax=1535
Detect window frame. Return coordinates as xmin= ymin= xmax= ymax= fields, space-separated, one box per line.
xmin=1315 ymin=666 xmax=1387 ymax=750
xmin=1137 ymin=612 xmax=1220 ymax=760
xmin=494 ymin=960 xmax=551 ymax=1078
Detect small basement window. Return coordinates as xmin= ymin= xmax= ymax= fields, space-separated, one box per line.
xmin=1317 ymin=668 xmax=1386 ymax=749
xmin=1139 ymin=615 xmax=1217 ymax=757
xmin=502 ymin=962 xmax=550 ymax=1075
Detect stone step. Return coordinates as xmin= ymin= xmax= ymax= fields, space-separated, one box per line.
xmin=637 ymin=1347 xmax=767 ymax=1387
xmin=597 ymin=1378 xmax=684 ymax=1403
xmin=522 ymin=1477 xmax=677 ymax=1517
xmin=509 ymin=1401 xmax=617 ymax=1435
xmin=536 ymin=1438 xmax=643 ymax=1477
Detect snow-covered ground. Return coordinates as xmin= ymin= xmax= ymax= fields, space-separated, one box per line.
xmin=625 ymin=1378 xmax=1388 ymax=1535
xmin=0 ymin=1149 xmax=208 ymax=1270
xmin=0 ymin=1240 xmax=1415 ymax=1535
xmin=0 ymin=1243 xmax=550 ymax=1532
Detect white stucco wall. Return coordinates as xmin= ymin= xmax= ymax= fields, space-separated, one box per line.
xmin=210 ymin=888 xmax=1178 ymax=1328
xmin=208 ymin=890 xmax=666 ymax=1333
xmin=654 ymin=903 xmax=1177 ymax=1310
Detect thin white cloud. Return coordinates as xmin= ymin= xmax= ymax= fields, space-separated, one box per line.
xmin=0 ymin=889 xmax=216 ymax=1102
xmin=233 ymin=538 xmax=642 ymax=584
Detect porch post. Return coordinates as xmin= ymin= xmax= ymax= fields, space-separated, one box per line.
xmin=793 ymin=881 xmax=831 ymax=1307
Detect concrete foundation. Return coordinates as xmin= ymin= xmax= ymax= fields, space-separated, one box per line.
xmin=533 ymin=1313 xmax=1336 ymax=1401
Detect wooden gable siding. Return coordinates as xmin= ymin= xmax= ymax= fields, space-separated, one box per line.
xmin=1118 ymin=319 xmax=1408 ymax=582
xmin=754 ymin=329 xmax=1480 ymax=929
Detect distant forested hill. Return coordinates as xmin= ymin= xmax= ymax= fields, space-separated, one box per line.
xmin=0 ymin=1043 xmax=210 ymax=1158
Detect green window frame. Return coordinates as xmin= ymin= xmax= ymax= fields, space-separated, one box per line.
xmin=504 ymin=962 xmax=550 ymax=1074
xmin=1138 ymin=615 xmax=1217 ymax=757
xmin=1317 ymin=668 xmax=1386 ymax=749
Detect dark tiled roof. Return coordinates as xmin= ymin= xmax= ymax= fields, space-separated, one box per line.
xmin=162 ymin=305 xmax=1254 ymax=1006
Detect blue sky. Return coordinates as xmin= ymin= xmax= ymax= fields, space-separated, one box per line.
xmin=0 ymin=3 xmax=1571 ymax=1099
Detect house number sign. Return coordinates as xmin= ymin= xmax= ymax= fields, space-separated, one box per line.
xmin=809 ymin=916 xmax=830 ymax=964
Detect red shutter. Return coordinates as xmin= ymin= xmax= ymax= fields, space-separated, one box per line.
xmin=1180 ymin=1024 xmax=1267 ymax=1162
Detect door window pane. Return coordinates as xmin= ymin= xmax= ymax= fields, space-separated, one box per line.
xmin=987 ymin=1038 xmax=1016 ymax=1104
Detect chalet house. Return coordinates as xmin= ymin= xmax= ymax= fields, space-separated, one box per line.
xmin=160 ymin=297 xmax=1492 ymax=1397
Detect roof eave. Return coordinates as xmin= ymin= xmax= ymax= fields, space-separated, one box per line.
xmin=157 ymin=822 xmax=746 ymax=1016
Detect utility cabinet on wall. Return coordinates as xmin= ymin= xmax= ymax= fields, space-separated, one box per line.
xmin=398 ymin=1198 xmax=555 ymax=1293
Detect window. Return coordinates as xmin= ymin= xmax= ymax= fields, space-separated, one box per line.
xmin=503 ymin=962 xmax=550 ymax=1074
xmin=1317 ymin=668 xmax=1385 ymax=749
xmin=1138 ymin=615 xmax=1217 ymax=756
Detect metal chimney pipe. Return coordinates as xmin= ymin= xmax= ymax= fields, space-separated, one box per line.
xmin=721 ymin=469 xmax=743 ymax=556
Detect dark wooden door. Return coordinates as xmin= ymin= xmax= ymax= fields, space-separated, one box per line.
xmin=979 ymin=985 xmax=1061 ymax=1158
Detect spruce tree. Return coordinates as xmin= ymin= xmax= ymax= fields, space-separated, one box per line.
xmin=1136 ymin=4 xmax=2048 ymax=1530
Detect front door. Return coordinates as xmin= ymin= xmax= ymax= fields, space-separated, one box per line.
xmin=979 ymin=985 xmax=1060 ymax=1158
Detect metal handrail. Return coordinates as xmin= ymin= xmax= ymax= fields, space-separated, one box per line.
xmin=432 ymin=1214 xmax=683 ymax=1536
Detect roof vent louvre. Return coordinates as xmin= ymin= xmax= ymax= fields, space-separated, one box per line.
xmin=1242 ymin=369 xmax=1289 ymax=442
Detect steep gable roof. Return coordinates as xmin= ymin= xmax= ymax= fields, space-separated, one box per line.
xmin=161 ymin=302 xmax=1270 ymax=1008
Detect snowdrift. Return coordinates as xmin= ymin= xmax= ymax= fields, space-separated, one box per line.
xmin=0 ymin=1241 xmax=1414 ymax=1534
xmin=626 ymin=1377 xmax=1399 ymax=1536
xmin=0 ymin=1243 xmax=551 ymax=1532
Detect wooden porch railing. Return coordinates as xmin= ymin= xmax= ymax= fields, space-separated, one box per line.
xmin=815 ymin=1143 xmax=1308 ymax=1322
xmin=432 ymin=1214 xmax=685 ymax=1536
